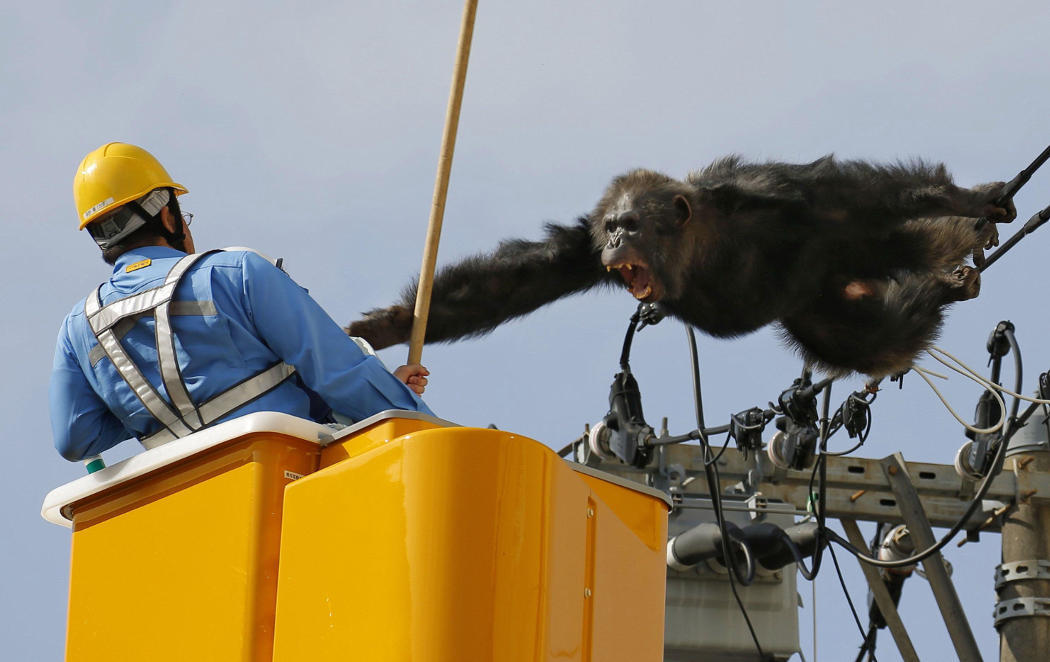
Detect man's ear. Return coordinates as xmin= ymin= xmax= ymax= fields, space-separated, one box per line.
xmin=159 ymin=206 xmax=179 ymax=233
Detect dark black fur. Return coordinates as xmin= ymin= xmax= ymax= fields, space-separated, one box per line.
xmin=348 ymin=155 xmax=1013 ymax=377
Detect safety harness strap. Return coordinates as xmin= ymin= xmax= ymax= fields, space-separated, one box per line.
xmin=140 ymin=362 xmax=297 ymax=449
xmin=87 ymin=252 xmax=213 ymax=430
xmin=88 ymin=302 xmax=218 ymax=366
xmin=87 ymin=294 xmax=196 ymax=440
xmin=85 ymin=251 xmax=210 ymax=332
xmin=85 ymin=249 xmax=296 ymax=448
xmin=153 ymin=252 xmax=212 ymax=428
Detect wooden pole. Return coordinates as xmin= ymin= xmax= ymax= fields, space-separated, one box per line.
xmin=407 ymin=0 xmax=479 ymax=365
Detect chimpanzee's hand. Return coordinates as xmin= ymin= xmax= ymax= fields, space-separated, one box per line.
xmin=971 ymin=181 xmax=1017 ymax=223
xmin=346 ymin=304 xmax=413 ymax=350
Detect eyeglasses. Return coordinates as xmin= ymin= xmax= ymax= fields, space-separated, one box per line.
xmin=182 ymin=212 xmax=194 ymax=227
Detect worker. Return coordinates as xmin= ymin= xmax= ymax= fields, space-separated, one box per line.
xmin=50 ymin=142 xmax=433 ymax=463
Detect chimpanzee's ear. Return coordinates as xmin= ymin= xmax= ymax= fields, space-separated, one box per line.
xmin=673 ymin=194 xmax=692 ymax=226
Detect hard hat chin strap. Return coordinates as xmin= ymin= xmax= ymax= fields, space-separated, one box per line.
xmin=88 ymin=189 xmax=185 ymax=251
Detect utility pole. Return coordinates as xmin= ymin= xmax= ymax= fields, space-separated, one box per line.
xmin=580 ymin=438 xmax=1050 ymax=661
xmin=998 ymin=412 xmax=1050 ymax=662
xmin=576 ymin=314 xmax=1050 ymax=660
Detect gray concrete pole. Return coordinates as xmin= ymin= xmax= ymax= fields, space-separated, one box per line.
xmin=999 ymin=449 xmax=1050 ymax=662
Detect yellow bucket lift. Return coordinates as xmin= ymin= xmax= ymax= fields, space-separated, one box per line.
xmin=42 ymin=411 xmax=670 ymax=661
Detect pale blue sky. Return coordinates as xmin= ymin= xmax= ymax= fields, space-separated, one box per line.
xmin=4 ymin=2 xmax=1050 ymax=659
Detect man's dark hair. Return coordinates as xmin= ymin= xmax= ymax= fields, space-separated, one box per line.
xmin=99 ymin=191 xmax=185 ymax=265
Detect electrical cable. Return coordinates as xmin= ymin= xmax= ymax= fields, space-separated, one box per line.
xmin=705 ymin=433 xmax=734 ymax=465
xmin=855 ymin=525 xmax=890 ymax=662
xmin=701 ymin=441 xmax=767 ymax=659
xmin=822 ymin=442 xmax=878 ymax=662
xmin=911 ymin=336 xmax=1050 ymax=438
xmin=973 ymin=143 xmax=1050 ymax=233
xmin=647 ymin=423 xmax=732 ymax=446
xmin=685 ymin=326 xmax=767 ymax=661
xmin=829 ymin=330 xmax=1034 ymax=569
xmin=927 ymin=345 xmax=1050 ymax=406
xmin=828 ymin=541 xmax=869 ymax=644
xmin=698 ymin=447 xmax=755 ymax=591
xmin=744 ymin=379 xmax=838 ymax=583
xmin=825 ymin=391 xmax=876 ymax=456
xmin=686 ymin=322 xmax=706 ymax=430
xmin=979 ymin=200 xmax=1050 ymax=271
xmin=802 ymin=383 xmax=834 ymax=580
xmin=916 ymin=365 xmax=949 ymax=380
xmin=912 ymin=364 xmax=1006 ymax=435
xmin=854 ymin=624 xmax=879 ymax=662
xmin=763 ymin=525 xmax=824 ymax=581
xmin=824 ymin=436 xmax=868 ymax=458
xmin=671 ymin=321 xmax=1037 ymax=643
xmin=619 ymin=308 xmax=641 ymax=371
xmin=826 ymin=406 xmax=1015 ymax=568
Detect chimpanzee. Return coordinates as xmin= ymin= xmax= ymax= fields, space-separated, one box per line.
xmin=347 ymin=155 xmax=1015 ymax=377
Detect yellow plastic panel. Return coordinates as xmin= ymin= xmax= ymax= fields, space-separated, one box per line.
xmin=273 ymin=426 xmax=668 ymax=661
xmin=65 ymin=433 xmax=318 ymax=662
xmin=573 ymin=469 xmax=669 ymax=661
xmin=318 ymin=416 xmax=445 ymax=469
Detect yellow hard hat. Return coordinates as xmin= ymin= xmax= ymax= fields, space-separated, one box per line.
xmin=73 ymin=142 xmax=187 ymax=230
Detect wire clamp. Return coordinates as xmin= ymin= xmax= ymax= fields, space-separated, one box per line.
xmin=993 ymin=597 xmax=1050 ymax=627
xmin=995 ymin=560 xmax=1050 ymax=589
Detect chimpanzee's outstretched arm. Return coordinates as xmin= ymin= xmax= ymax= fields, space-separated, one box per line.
xmin=347 ymin=218 xmax=614 ymax=349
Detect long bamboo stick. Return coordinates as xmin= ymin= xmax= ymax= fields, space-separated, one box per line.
xmin=407 ymin=0 xmax=479 ymax=365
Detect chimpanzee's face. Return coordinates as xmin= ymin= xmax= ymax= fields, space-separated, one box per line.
xmin=593 ymin=170 xmax=694 ymax=303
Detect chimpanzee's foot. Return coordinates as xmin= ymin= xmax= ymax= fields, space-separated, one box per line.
xmin=943 ymin=265 xmax=981 ymax=302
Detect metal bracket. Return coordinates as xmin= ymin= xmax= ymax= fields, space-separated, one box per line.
xmin=881 ymin=453 xmax=982 ymax=662
xmin=841 ymin=519 xmax=919 ymax=662
xmin=994 ymin=597 xmax=1050 ymax=627
xmin=636 ymin=444 xmax=1018 ymax=529
xmin=1012 ymin=456 xmax=1050 ymax=505
xmin=996 ymin=560 xmax=1050 ymax=589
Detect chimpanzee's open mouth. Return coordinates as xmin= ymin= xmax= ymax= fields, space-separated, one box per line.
xmin=606 ymin=262 xmax=660 ymax=301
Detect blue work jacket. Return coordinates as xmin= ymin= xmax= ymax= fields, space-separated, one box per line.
xmin=50 ymin=246 xmax=432 ymax=461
